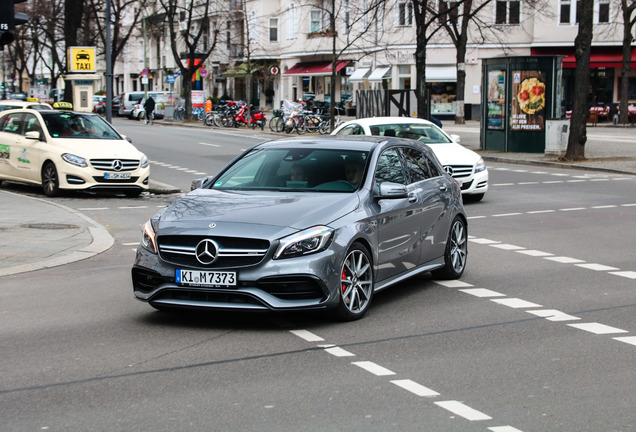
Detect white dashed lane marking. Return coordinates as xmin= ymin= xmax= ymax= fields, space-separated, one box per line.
xmin=434 ymin=400 xmax=493 ymax=421
xmin=352 ymin=361 xmax=396 ymax=376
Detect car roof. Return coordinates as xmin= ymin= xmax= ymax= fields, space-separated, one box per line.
xmin=255 ymin=135 xmax=436 ymax=157
xmin=340 ymin=116 xmax=436 ymax=127
xmin=0 ymin=100 xmax=53 ymax=109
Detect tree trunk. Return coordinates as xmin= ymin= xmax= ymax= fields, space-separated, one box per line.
xmin=618 ymin=0 xmax=633 ymax=124
xmin=564 ymin=0 xmax=594 ymax=161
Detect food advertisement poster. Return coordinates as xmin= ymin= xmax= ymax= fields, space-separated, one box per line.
xmin=487 ymin=70 xmax=506 ymax=129
xmin=511 ymin=70 xmax=546 ymax=131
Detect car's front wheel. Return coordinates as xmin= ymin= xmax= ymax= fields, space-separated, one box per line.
xmin=432 ymin=216 xmax=467 ymax=280
xmin=334 ymin=243 xmax=374 ymax=321
xmin=42 ymin=162 xmax=60 ymax=197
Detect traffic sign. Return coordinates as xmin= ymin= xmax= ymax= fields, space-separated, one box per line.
xmin=166 ymin=74 xmax=175 ymax=84
xmin=199 ymin=69 xmax=208 ymax=78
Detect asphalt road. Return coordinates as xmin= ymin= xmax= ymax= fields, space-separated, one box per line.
xmin=1 ymin=120 xmax=634 ymax=431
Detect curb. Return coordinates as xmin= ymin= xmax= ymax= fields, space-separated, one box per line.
xmin=0 ymin=191 xmax=115 ymax=277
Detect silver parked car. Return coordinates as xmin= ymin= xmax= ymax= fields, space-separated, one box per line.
xmin=132 ymin=136 xmax=468 ymax=320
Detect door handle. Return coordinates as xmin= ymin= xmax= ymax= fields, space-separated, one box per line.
xmin=439 ymin=185 xmax=448 ymax=192
xmin=408 ymin=193 xmax=417 ymax=203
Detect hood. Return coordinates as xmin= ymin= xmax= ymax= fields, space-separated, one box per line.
xmin=55 ymin=139 xmax=143 ymax=159
xmin=427 ymin=143 xmax=481 ymax=166
xmin=156 ymin=188 xmax=359 ymax=239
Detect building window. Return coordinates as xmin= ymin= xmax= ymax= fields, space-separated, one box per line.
xmin=560 ymin=0 xmax=572 ymax=24
xmin=398 ymin=65 xmax=411 ymax=90
xmin=598 ymin=0 xmax=610 ymax=23
xmin=396 ymin=0 xmax=413 ymax=27
xmin=310 ymin=9 xmax=322 ymax=33
xmin=495 ymin=0 xmax=520 ymax=25
xmin=269 ymin=18 xmax=278 ymax=42
xmin=286 ymin=3 xmax=298 ymax=40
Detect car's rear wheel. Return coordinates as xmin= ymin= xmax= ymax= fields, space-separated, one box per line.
xmin=432 ymin=216 xmax=467 ymax=280
xmin=42 ymin=162 xmax=60 ymax=197
xmin=334 ymin=243 xmax=374 ymax=321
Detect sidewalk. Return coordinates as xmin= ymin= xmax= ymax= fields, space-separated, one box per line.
xmin=1 ymin=118 xmax=634 ymax=277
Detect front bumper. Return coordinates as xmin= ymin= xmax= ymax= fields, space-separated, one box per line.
xmin=132 ymin=246 xmax=341 ymax=312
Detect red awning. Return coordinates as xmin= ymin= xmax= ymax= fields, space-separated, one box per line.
xmin=531 ymin=47 xmax=636 ymax=68
xmin=283 ymin=61 xmax=350 ymax=76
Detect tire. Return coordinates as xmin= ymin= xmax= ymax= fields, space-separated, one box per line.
xmin=431 ymin=216 xmax=468 ymax=280
xmin=295 ymin=117 xmax=306 ymax=135
xmin=269 ymin=116 xmax=280 ymax=131
xmin=464 ymin=193 xmax=485 ymax=203
xmin=334 ymin=243 xmax=374 ymax=321
xmin=42 ymin=162 xmax=60 ymax=197
xmin=319 ymin=121 xmax=330 ymax=134
xmin=273 ymin=117 xmax=285 ymax=133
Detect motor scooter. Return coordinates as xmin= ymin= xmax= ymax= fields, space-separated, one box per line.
xmin=249 ymin=105 xmax=267 ymax=130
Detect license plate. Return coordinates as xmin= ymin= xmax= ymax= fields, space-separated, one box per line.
xmin=105 ymin=172 xmax=131 ymax=180
xmin=176 ymin=269 xmax=237 ymax=287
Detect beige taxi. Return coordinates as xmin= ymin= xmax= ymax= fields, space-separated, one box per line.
xmin=0 ymin=107 xmax=150 ymax=196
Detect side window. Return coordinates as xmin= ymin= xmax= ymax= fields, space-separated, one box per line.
xmin=375 ymin=148 xmax=406 ymax=185
xmin=336 ymin=124 xmax=362 ymax=136
xmin=23 ymin=114 xmax=42 ymax=135
xmin=0 ymin=113 xmax=24 ymax=134
xmin=400 ymin=147 xmax=430 ymax=183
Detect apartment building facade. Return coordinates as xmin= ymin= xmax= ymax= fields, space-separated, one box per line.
xmin=112 ymin=0 xmax=633 ymax=119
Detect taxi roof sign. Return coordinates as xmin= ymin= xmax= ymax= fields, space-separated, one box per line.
xmin=53 ymin=101 xmax=74 ymax=110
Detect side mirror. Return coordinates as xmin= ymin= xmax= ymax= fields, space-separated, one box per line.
xmin=191 ymin=177 xmax=208 ymax=191
xmin=25 ymin=131 xmax=42 ymax=141
xmin=450 ymin=134 xmax=461 ymax=143
xmin=122 ymin=135 xmax=132 ymax=143
xmin=375 ymin=181 xmax=408 ymax=199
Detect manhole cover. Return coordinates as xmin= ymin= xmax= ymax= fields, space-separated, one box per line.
xmin=21 ymin=223 xmax=80 ymax=230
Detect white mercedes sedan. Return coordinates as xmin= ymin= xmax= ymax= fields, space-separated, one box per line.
xmin=332 ymin=117 xmax=488 ymax=201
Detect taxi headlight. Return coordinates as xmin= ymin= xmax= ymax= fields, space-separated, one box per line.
xmin=274 ymin=226 xmax=334 ymax=259
xmin=475 ymin=158 xmax=486 ymax=173
xmin=62 ymin=153 xmax=87 ymax=167
xmin=140 ymin=220 xmax=158 ymax=254
xmin=140 ymin=154 xmax=149 ymax=169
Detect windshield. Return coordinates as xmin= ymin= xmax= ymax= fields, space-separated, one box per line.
xmin=371 ymin=123 xmax=452 ymax=144
xmin=211 ymin=148 xmax=369 ymax=193
xmin=40 ymin=112 xmax=122 ymax=139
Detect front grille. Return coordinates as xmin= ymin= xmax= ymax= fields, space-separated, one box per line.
xmin=444 ymin=164 xmax=474 ymax=180
xmin=90 ymin=158 xmax=140 ymax=171
xmin=158 ymin=235 xmax=270 ymax=269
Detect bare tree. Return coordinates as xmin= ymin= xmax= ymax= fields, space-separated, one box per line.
xmin=158 ymin=0 xmax=220 ymax=121
xmin=564 ymin=0 xmax=594 ymax=161
xmin=619 ymin=0 xmax=636 ymax=124
xmin=438 ymin=0 xmax=552 ymax=124
xmin=87 ymin=0 xmax=150 ymax=79
xmin=412 ymin=0 xmax=447 ymax=121
xmin=32 ymin=0 xmax=66 ymax=92
xmin=306 ymin=0 xmax=387 ymax=129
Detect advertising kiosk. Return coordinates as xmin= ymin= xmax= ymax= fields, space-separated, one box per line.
xmin=481 ymin=56 xmax=563 ymax=153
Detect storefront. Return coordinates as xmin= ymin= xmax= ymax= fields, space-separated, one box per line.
xmin=531 ymin=47 xmax=636 ymax=113
xmin=282 ymin=60 xmax=350 ymax=105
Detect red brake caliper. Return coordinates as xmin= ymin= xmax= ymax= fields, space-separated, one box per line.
xmin=341 ymin=268 xmax=347 ymax=293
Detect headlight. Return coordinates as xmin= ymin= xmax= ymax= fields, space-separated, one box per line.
xmin=140 ymin=220 xmax=158 ymax=253
xmin=274 ymin=226 xmax=334 ymax=259
xmin=475 ymin=158 xmax=486 ymax=173
xmin=62 ymin=153 xmax=87 ymax=167
xmin=140 ymin=154 xmax=149 ymax=168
